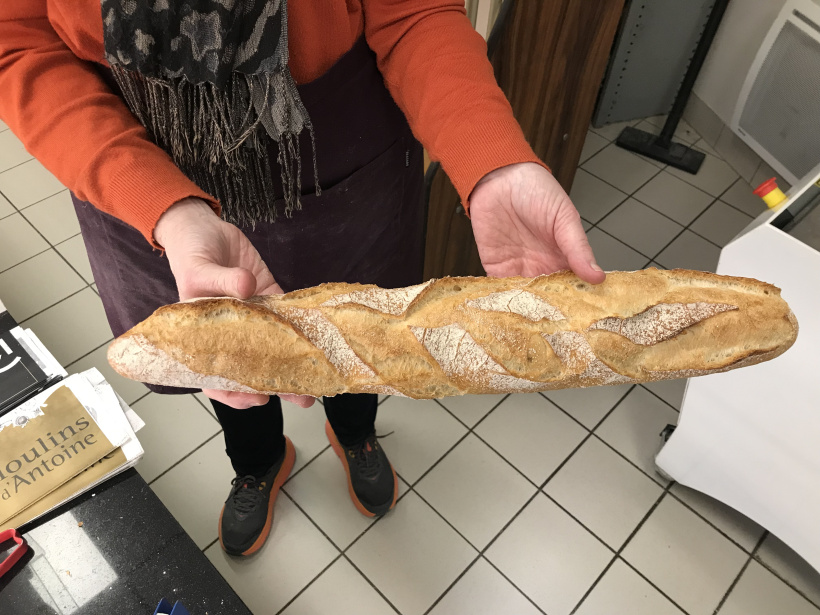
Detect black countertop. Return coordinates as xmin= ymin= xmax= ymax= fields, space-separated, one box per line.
xmin=0 ymin=469 xmax=251 ymax=615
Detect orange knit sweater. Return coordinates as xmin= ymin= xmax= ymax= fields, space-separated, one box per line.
xmin=0 ymin=0 xmax=541 ymax=245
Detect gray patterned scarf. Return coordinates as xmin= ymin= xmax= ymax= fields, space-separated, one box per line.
xmin=101 ymin=0 xmax=318 ymax=226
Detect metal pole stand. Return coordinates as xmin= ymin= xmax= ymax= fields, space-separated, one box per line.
xmin=616 ymin=0 xmax=731 ymax=174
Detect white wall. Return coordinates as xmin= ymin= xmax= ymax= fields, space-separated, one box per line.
xmin=693 ymin=0 xmax=788 ymax=124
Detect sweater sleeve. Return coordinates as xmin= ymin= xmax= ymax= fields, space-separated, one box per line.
xmin=0 ymin=1 xmax=219 ymax=247
xmin=362 ymin=0 xmax=547 ymax=207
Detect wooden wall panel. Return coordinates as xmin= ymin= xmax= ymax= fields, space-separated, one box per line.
xmin=491 ymin=0 xmax=626 ymax=190
xmin=423 ymin=0 xmax=626 ymax=280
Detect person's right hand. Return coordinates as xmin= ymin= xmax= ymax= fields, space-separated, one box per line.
xmin=154 ymin=197 xmax=315 ymax=410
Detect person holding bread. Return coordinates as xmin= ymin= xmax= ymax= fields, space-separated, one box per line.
xmin=0 ymin=1 xmax=602 ymax=556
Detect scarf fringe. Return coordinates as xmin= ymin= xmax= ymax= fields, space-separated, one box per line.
xmin=110 ymin=65 xmax=319 ymax=227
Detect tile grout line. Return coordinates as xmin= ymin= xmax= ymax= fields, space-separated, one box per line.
xmin=0 ymin=156 xmax=36 ymax=178
xmin=0 ymin=226 xmax=91 ymax=290
xmin=451 ymin=485 xmax=547 ymax=599
xmin=751 ymin=539 xmax=820 ymax=610
xmin=16 ymin=190 xmax=75 ymax=217
xmin=538 ymin=384 xmax=637 ymax=434
xmin=684 ymin=181 xmax=742 ymax=229
xmin=581 ymin=150 xmax=664 ymax=200
xmin=50 ymin=235 xmax=94 ymax=286
xmin=474 ymin=431 xmax=598 ymax=561
xmin=591 ymin=431 xmax=670 ymax=489
xmin=63 ymin=337 xmax=117 ymax=371
xmin=595 ymin=223 xmax=689 ymax=264
xmin=581 ymin=158 xmax=730 ymax=265
xmin=146 ymin=429 xmax=224 ymax=487
xmin=582 ymin=147 xmax=753 ymax=257
xmin=710 ymin=532 xmax=769 ymax=615
xmin=595 ymin=175 xmax=703 ymax=228
xmin=337 ymin=395 xmax=559 ymax=615
xmin=341 ymin=554 xmax=405 ymax=615
xmin=20 ymin=199 xmax=90 ymax=282
xmin=15 ymin=284 xmax=96 ymax=326
xmin=0 ymin=242 xmax=52 ymax=276
xmin=424 ymin=552 xmax=551 ymax=615
xmin=434 ymin=395 xmax=548 ymax=490
xmin=563 ymin=480 xmax=694 ymax=615
xmin=541 ymin=491 xmax=616 ymax=554
xmin=663 ymin=488 xmax=761 ymax=557
xmin=593 ymin=192 xmax=734 ymax=263
xmin=638 ymin=384 xmax=683 ymax=414
xmin=272 ymin=551 xmax=345 ymax=615
xmin=276 ymin=474 xmax=405 ymax=614
xmin=125 ymin=389 xmax=152 ymax=407
xmin=568 ymin=556 xmax=620 ymax=615
xmin=572 ymin=155 xmax=817 ymax=608
xmin=466 ymin=429 xmax=540 ymax=489
xmin=282 ymin=443 xmax=331 ymax=486
xmin=0 ymin=187 xmax=91 ymax=283
xmin=280 ymin=488 xmax=346 ymax=552
xmin=5 ymin=197 xmax=60 ymax=253
xmin=589 ymin=419 xmax=767 ymax=561
xmin=411 ymin=484 xmax=504 ymax=555
xmin=191 ymin=393 xmax=218 ymax=420
xmin=0 ymin=171 xmax=66 ymax=212
xmin=609 ymin=490 xmax=695 ymax=615
xmin=719 ymin=177 xmax=767 ymax=218
xmin=480 ymin=555 xmax=553 ymax=615
xmin=420 ymin=555 xmax=485 ymax=615
xmin=405 ymin=384 xmax=646 ymax=614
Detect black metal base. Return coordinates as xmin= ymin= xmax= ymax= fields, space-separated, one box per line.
xmin=616 ymin=126 xmax=706 ymax=174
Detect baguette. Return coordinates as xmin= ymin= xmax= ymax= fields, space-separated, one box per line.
xmin=107 ymin=269 xmax=798 ymax=399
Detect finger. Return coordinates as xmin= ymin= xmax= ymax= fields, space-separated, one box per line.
xmin=279 ymin=393 xmax=316 ymax=408
xmin=257 ymin=280 xmax=284 ymax=296
xmin=553 ymin=210 xmax=606 ymax=284
xmin=203 ymin=388 xmax=269 ymax=409
xmin=185 ymin=263 xmax=257 ymax=300
xmin=250 ymin=262 xmax=283 ymax=296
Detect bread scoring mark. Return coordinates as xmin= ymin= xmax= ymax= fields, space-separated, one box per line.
xmin=466 ymin=289 xmax=565 ymax=322
xmin=320 ymin=280 xmax=433 ymax=315
xmin=543 ymin=331 xmax=632 ymax=385
xmin=107 ymin=334 xmax=259 ymax=392
xmin=411 ymin=324 xmax=544 ymax=392
xmin=360 ymin=384 xmax=407 ymax=397
xmin=278 ymin=306 xmax=375 ymax=379
xmin=587 ymin=302 xmax=737 ymax=345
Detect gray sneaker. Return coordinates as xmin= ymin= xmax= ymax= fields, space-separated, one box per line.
xmin=219 ymin=436 xmax=295 ymax=556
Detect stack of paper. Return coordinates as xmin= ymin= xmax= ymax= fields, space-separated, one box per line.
xmin=0 ymin=324 xmax=67 ymax=417
xmin=0 ymin=368 xmax=144 ymax=529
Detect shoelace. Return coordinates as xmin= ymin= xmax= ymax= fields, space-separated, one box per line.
xmin=229 ymin=475 xmax=266 ymax=514
xmin=351 ymin=432 xmax=392 ymax=480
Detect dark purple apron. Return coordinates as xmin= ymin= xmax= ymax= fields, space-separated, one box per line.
xmin=74 ymin=37 xmax=426 ymax=394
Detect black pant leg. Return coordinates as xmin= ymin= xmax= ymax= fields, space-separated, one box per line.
xmin=211 ymin=396 xmax=286 ymax=477
xmin=323 ymin=393 xmax=378 ymax=446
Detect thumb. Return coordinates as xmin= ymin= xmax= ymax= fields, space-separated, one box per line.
xmin=183 ymin=262 xmax=258 ymax=300
xmin=279 ymin=393 xmax=316 ymax=408
xmin=553 ymin=210 xmax=606 ymax=285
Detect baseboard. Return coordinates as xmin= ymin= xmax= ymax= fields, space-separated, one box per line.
xmin=684 ymin=93 xmax=791 ymax=191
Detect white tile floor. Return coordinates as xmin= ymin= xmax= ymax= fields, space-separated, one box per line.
xmin=1 ymin=117 xmax=819 ymax=614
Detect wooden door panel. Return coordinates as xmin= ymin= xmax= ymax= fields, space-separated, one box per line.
xmin=423 ymin=0 xmax=626 ymax=280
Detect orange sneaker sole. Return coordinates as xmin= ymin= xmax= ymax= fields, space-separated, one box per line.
xmin=325 ymin=421 xmax=398 ymax=517
xmin=218 ymin=436 xmax=296 ymax=556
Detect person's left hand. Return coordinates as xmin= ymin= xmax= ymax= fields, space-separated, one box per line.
xmin=470 ymin=162 xmax=605 ymax=284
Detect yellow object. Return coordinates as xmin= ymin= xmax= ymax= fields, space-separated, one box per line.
xmin=762 ymin=187 xmax=787 ymax=208
xmin=754 ymin=177 xmax=788 ymax=209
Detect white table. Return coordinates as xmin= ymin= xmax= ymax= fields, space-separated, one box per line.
xmin=656 ymin=176 xmax=820 ymax=572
